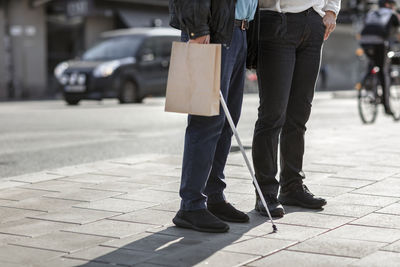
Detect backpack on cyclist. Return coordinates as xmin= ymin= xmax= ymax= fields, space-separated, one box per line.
xmin=361 ymin=8 xmax=397 ymax=40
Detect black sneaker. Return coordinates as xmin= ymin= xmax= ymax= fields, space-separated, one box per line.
xmin=278 ymin=181 xmax=327 ymax=209
xmin=255 ymin=194 xmax=285 ymax=218
xmin=208 ymin=201 xmax=249 ymax=223
xmin=172 ymin=209 xmax=229 ymax=233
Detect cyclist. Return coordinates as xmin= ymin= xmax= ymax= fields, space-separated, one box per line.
xmin=360 ymin=0 xmax=400 ymax=115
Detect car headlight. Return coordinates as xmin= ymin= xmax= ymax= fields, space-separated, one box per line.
xmin=54 ymin=62 xmax=69 ymax=80
xmin=93 ymin=60 xmax=120 ymax=78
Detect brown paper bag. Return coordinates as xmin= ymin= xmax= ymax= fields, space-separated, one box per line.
xmin=165 ymin=42 xmax=221 ymax=116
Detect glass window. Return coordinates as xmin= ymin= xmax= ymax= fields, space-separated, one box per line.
xmin=82 ymin=36 xmax=144 ymax=61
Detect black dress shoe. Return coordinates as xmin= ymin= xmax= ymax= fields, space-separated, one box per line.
xmin=172 ymin=209 xmax=229 ymax=233
xmin=208 ymin=201 xmax=249 ymax=223
xmin=255 ymin=194 xmax=285 ymax=218
xmin=278 ymin=181 xmax=327 ymax=209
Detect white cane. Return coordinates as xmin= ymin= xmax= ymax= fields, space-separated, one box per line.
xmin=219 ymin=91 xmax=278 ymax=233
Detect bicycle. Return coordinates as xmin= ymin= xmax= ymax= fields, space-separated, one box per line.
xmin=356 ymin=49 xmax=400 ymax=124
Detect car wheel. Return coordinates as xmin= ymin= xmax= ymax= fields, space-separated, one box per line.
xmin=119 ymin=80 xmax=141 ymax=104
xmin=65 ymin=95 xmax=81 ymax=106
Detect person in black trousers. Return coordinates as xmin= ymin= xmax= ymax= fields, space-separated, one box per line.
xmin=253 ymin=1 xmax=340 ymax=218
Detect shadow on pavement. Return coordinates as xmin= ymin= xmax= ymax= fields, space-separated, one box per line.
xmin=78 ymin=211 xmax=273 ymax=266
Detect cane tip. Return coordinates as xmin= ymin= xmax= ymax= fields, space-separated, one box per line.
xmin=272 ymin=225 xmax=278 ymax=233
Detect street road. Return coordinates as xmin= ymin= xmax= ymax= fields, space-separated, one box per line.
xmin=0 ymin=93 xmax=397 ymax=179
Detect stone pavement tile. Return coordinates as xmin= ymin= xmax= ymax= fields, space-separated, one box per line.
xmin=323 ymin=225 xmax=400 ymax=243
xmin=65 ymin=246 xmax=155 ymax=266
xmin=309 ymin=201 xmax=379 ymax=218
xmin=0 ymin=261 xmax=26 ymax=267
xmin=150 ymin=199 xmax=181 ymax=212
xmin=247 ymin=250 xmax=356 ymax=267
xmin=29 ymin=207 xmax=120 ymax=225
xmin=287 ymin=236 xmax=387 ymax=258
xmin=73 ymin=198 xmax=157 ymax=213
xmin=350 ymin=251 xmax=400 ymax=267
xmin=118 ymin=174 xmax=178 ymax=186
xmin=0 ymin=245 xmax=65 ymax=265
xmin=332 ymin=193 xmax=399 ymax=207
xmin=109 ymin=209 xmax=175 ymax=226
xmin=353 ymin=178 xmax=400 ymax=197
xmin=304 ymin=184 xmax=353 ymax=197
xmin=115 ymin=189 xmax=179 ymax=203
xmin=34 ymin=257 xmax=111 ymax=267
xmin=276 ymin=211 xmax=353 ymax=229
xmin=303 ymin=164 xmax=348 ymax=174
xmin=80 ymin=181 xmax=149 ymax=193
xmin=21 ymin=180 xmax=94 ymax=193
xmin=0 ymin=233 xmax=27 ymax=246
xmin=351 ymin=213 xmax=400 ymax=229
xmin=0 ymin=218 xmax=75 ymax=237
xmin=2 ymin=197 xmax=82 ymax=212
xmin=109 ymin=154 xmax=165 ymax=166
xmin=44 ymin=188 xmax=124 ymax=202
xmin=0 ymin=199 xmax=17 ymax=206
xmin=148 ymin=248 xmax=260 ymax=267
xmin=260 ymin=223 xmax=327 ymax=242
xmin=63 ymin=219 xmax=156 ymax=239
xmin=96 ymin=166 xmax=166 ymax=178
xmin=149 ymin=155 xmax=182 ymax=166
xmin=10 ymin=231 xmax=111 ymax=253
xmin=329 ymin=169 xmax=395 ymax=181
xmin=375 ymin=203 xmax=400 ymax=215
xmin=308 ymin=176 xmax=374 ymax=189
xmin=47 ymin=161 xmax=119 ymax=177
xmin=0 ymin=181 xmax=28 ymax=190
xmin=0 ymin=188 xmax=51 ymax=201
xmin=146 ymin=226 xmax=243 ymax=242
xmin=9 ymin=172 xmax=64 ymax=183
xmin=100 ymin=232 xmax=202 ymax=255
xmin=149 ymin=181 xmax=180 ymax=193
xmin=222 ymin=236 xmax=295 ymax=256
xmin=382 ymin=240 xmax=400 ymax=253
xmin=59 ymin=173 xmax=126 ymax=184
xmin=0 ymin=206 xmax=44 ymax=224
xmin=225 ymin=182 xmax=255 ymax=195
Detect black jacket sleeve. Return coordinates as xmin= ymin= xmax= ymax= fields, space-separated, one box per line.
xmin=172 ymin=0 xmax=211 ymax=39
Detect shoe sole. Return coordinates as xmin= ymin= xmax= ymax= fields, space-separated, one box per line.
xmin=172 ymin=217 xmax=229 ymax=233
xmin=279 ymin=197 xmax=327 ymax=209
xmin=255 ymin=206 xmax=284 ymax=218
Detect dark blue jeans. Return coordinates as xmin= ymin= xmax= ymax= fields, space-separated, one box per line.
xmin=179 ymin=27 xmax=247 ymax=211
xmin=253 ymin=9 xmax=325 ymax=196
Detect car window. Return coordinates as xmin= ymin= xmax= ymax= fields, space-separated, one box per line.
xmin=82 ymin=36 xmax=143 ymax=61
xmin=159 ymin=37 xmax=178 ymax=58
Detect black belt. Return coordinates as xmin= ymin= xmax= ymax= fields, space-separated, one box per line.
xmin=234 ymin=19 xmax=249 ymax=30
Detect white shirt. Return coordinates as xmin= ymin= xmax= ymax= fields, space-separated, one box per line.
xmin=259 ymin=0 xmax=341 ymax=17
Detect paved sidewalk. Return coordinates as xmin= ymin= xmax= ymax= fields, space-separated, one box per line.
xmin=1 ymin=96 xmax=400 ymax=266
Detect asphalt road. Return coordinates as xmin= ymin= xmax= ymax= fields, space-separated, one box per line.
xmin=0 ymin=93 xmax=395 ymax=179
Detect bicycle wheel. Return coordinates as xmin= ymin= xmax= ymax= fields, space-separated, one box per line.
xmin=358 ymin=75 xmax=378 ymax=124
xmin=389 ymin=83 xmax=400 ymax=121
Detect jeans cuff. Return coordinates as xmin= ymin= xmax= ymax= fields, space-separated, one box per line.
xmin=180 ymin=200 xmax=206 ymax=211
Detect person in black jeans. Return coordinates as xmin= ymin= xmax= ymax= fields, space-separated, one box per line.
xmin=169 ymin=0 xmax=257 ymax=233
xmin=360 ymin=0 xmax=400 ymax=115
xmin=253 ymin=3 xmax=339 ymax=218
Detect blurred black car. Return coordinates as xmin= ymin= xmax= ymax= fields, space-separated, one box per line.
xmin=54 ymin=28 xmax=180 ymax=105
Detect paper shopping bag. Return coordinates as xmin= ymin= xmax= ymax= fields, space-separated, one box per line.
xmin=165 ymin=41 xmax=221 ymax=116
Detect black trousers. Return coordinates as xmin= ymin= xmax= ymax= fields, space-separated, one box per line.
xmin=253 ymin=8 xmax=325 ymax=195
xmin=361 ymin=43 xmax=391 ymax=112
